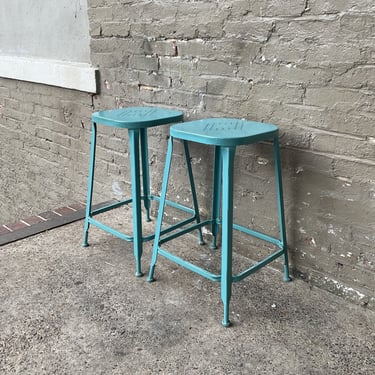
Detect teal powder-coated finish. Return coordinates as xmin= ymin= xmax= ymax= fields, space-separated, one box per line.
xmin=82 ymin=106 xmax=204 ymax=277
xmin=170 ymin=118 xmax=278 ymax=146
xmin=148 ymin=117 xmax=291 ymax=327
xmin=92 ymin=106 xmax=183 ymax=129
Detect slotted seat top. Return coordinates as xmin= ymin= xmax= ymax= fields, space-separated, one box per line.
xmin=170 ymin=118 xmax=278 ymax=146
xmin=92 ymin=106 xmax=183 ymax=129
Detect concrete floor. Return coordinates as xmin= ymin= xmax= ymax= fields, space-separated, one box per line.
xmin=0 ymin=208 xmax=374 ymax=374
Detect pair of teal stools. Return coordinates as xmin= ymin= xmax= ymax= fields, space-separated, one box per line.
xmin=82 ymin=106 xmax=290 ymax=327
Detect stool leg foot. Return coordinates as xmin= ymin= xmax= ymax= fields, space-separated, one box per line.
xmin=222 ymin=287 xmax=232 ymax=327
xmin=148 ymin=250 xmax=158 ymax=282
xmin=82 ymin=231 xmax=89 ymax=247
xmin=147 ymin=265 xmax=156 ymax=282
xmin=210 ymin=236 xmax=217 ymax=250
xmin=134 ymin=251 xmax=144 ymax=277
xmin=222 ymin=293 xmax=232 ymax=327
xmin=283 ymin=263 xmax=292 ymax=282
xmin=222 ymin=318 xmax=232 ymax=327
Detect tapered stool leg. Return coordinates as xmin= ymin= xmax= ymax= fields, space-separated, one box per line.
xmin=211 ymin=146 xmax=222 ymax=249
xmin=273 ymin=137 xmax=291 ymax=282
xmin=129 ymin=129 xmax=143 ymax=277
xmin=82 ymin=122 xmax=97 ymax=247
xmin=148 ymin=137 xmax=174 ymax=282
xmin=182 ymin=140 xmax=204 ymax=245
xmin=140 ymin=128 xmax=151 ymax=222
xmin=221 ymin=146 xmax=235 ymax=327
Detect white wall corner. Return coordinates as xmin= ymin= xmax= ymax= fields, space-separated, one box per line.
xmin=0 ymin=56 xmax=99 ymax=93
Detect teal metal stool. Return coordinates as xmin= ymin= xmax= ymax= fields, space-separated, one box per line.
xmin=82 ymin=107 xmax=203 ymax=277
xmin=148 ymin=118 xmax=291 ymax=326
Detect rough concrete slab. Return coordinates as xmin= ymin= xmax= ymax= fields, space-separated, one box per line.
xmin=0 ymin=208 xmax=374 ymax=374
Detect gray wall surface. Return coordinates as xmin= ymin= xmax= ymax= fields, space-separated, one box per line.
xmin=0 ymin=0 xmax=374 ymax=308
xmin=0 ymin=0 xmax=91 ymax=62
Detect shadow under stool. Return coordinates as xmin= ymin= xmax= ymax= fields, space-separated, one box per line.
xmin=82 ymin=107 xmax=203 ymax=277
xmin=148 ymin=117 xmax=291 ymax=326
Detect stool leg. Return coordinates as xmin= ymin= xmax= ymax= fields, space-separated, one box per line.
xmin=140 ymin=128 xmax=151 ymax=222
xmin=129 ymin=129 xmax=143 ymax=277
xmin=82 ymin=122 xmax=97 ymax=247
xmin=148 ymin=136 xmax=174 ymax=282
xmin=211 ymin=146 xmax=222 ymax=249
xmin=221 ymin=146 xmax=235 ymax=327
xmin=182 ymin=140 xmax=204 ymax=245
xmin=273 ymin=136 xmax=291 ymax=282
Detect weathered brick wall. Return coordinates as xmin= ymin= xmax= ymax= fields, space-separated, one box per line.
xmin=86 ymin=0 xmax=374 ymax=307
xmin=0 ymin=0 xmax=374 ymax=308
xmin=0 ymin=80 xmax=95 ymax=220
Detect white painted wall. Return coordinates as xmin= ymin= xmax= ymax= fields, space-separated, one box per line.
xmin=0 ymin=0 xmax=91 ymax=62
xmin=0 ymin=0 xmax=97 ymax=92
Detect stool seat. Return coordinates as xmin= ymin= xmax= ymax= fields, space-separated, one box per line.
xmin=148 ymin=117 xmax=291 ymax=326
xmin=170 ymin=118 xmax=278 ymax=146
xmin=92 ymin=107 xmax=183 ymax=129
